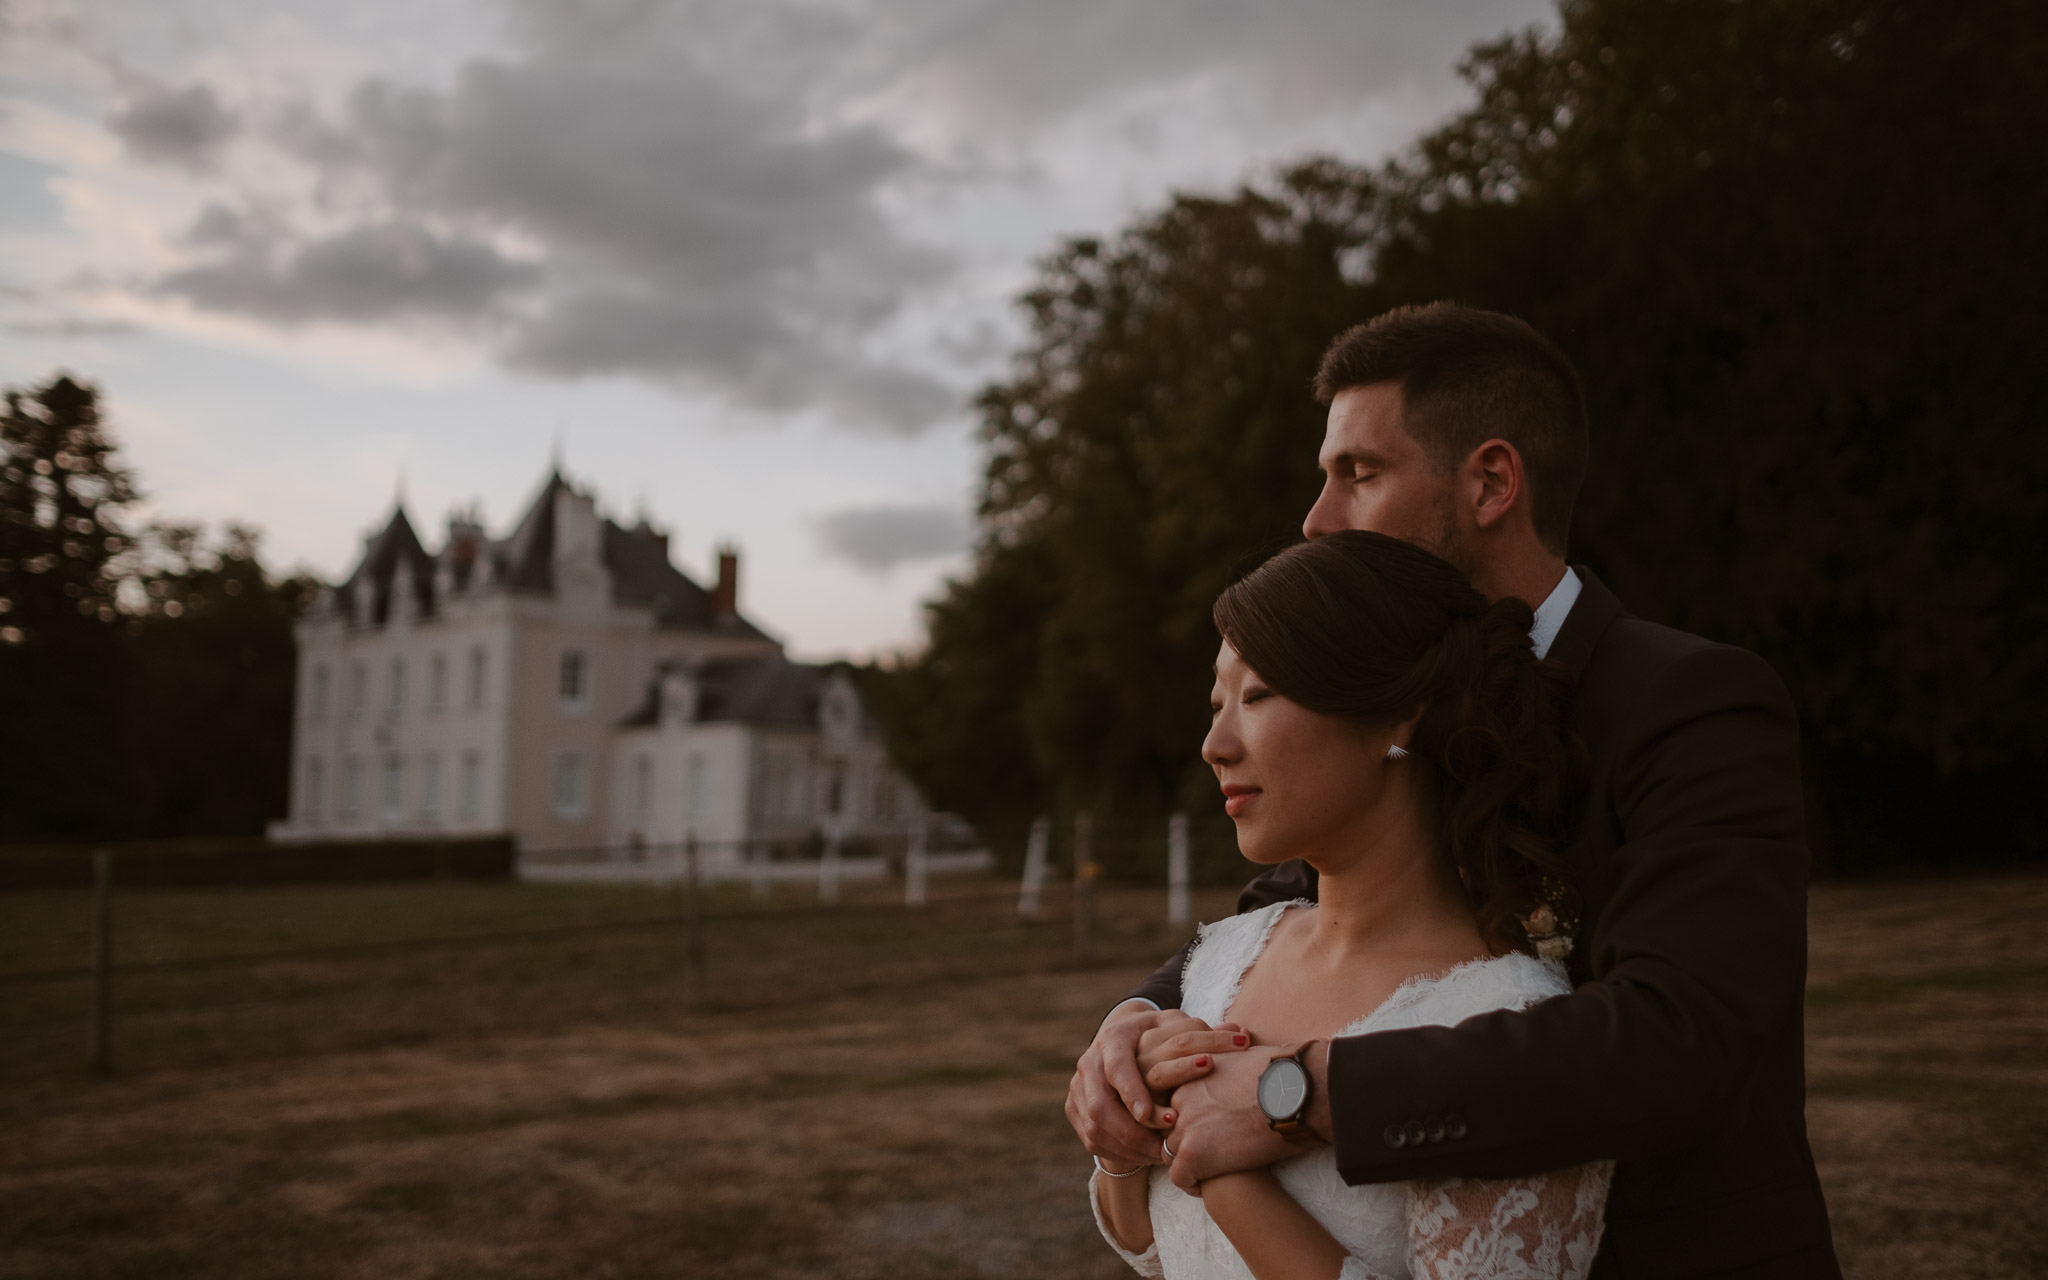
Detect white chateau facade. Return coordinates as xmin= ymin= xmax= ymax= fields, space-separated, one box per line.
xmin=270 ymin=470 xmax=925 ymax=867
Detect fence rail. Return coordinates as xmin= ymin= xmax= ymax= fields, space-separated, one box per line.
xmin=17 ymin=811 xmax=1228 ymax=1073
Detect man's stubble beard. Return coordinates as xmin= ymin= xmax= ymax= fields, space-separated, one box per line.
xmin=1422 ymin=491 xmax=1483 ymax=587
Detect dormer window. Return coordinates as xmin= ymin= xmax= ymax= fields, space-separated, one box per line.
xmin=560 ymin=650 xmax=590 ymax=711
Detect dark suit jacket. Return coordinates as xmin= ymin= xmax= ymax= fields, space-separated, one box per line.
xmin=1128 ymin=569 xmax=1839 ymax=1279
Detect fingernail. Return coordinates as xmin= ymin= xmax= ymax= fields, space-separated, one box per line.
xmin=1232 ymin=1034 xmax=1248 ymax=1047
xmin=1195 ymin=1055 xmax=1210 ymax=1068
xmin=1161 ymin=1110 xmax=1175 ymax=1124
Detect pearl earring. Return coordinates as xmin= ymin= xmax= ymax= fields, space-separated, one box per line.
xmin=1387 ymin=744 xmax=1410 ymax=760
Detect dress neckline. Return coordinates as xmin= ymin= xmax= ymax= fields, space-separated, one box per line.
xmin=1219 ymin=900 xmax=1513 ymax=1039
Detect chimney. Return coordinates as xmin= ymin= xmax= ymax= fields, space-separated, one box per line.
xmin=711 ymin=543 xmax=739 ymax=618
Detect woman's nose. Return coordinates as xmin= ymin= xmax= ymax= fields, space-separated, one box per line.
xmin=1202 ymin=715 xmax=1239 ymax=768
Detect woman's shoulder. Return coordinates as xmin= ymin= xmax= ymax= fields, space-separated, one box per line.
xmin=1355 ymin=951 xmax=1569 ymax=1035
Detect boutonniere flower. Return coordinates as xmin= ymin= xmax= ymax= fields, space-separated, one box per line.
xmin=1521 ymin=888 xmax=1577 ymax=963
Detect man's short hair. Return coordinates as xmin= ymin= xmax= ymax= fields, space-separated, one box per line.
xmin=1314 ymin=303 xmax=1589 ymax=555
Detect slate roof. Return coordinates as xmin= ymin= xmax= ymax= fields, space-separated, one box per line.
xmin=336 ymin=506 xmax=435 ymax=626
xmin=329 ymin=468 xmax=771 ymax=638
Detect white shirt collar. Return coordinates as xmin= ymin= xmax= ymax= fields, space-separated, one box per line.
xmin=1527 ymin=566 xmax=1582 ymax=661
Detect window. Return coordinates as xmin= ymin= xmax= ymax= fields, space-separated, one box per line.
xmin=467 ymin=646 xmax=487 ymax=709
xmin=310 ymin=665 xmax=330 ymax=721
xmin=387 ymin=658 xmax=406 ymax=715
xmin=420 ymin=751 xmax=442 ymax=819
xmin=554 ymin=751 xmax=587 ymax=819
xmin=875 ymin=776 xmax=897 ymax=822
xmin=342 ymin=755 xmax=363 ymax=818
xmin=560 ymin=650 xmax=589 ymax=708
xmin=685 ymin=753 xmax=706 ymax=824
xmin=428 ymin=652 xmax=447 ymax=713
xmin=381 ymin=754 xmax=404 ymax=820
xmin=460 ymin=750 xmax=482 ymax=818
xmin=632 ymin=754 xmax=653 ymax=825
xmin=304 ymin=757 xmax=326 ymax=819
xmin=348 ymin=660 xmax=367 ymax=720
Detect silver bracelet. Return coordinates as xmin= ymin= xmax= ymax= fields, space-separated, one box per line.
xmin=1093 ymin=1155 xmax=1145 ymax=1179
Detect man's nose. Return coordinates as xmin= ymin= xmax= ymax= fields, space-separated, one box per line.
xmin=1302 ymin=481 xmax=1340 ymax=540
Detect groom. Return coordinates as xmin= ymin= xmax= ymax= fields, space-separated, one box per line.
xmin=1066 ymin=303 xmax=1840 ymax=1278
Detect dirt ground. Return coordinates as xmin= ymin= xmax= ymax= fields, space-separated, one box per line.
xmin=1 ymin=874 xmax=2044 ymax=1278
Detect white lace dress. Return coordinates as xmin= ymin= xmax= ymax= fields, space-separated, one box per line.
xmin=1092 ymin=902 xmax=1612 ymax=1280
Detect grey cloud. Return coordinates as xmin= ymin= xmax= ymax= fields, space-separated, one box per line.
xmin=111 ymin=83 xmax=239 ymax=170
xmin=130 ymin=0 xmax=1545 ymax=433
xmin=159 ymin=216 xmax=540 ymax=323
xmin=3 ymin=318 xmax=142 ymax=337
xmin=813 ymin=503 xmax=972 ymax=574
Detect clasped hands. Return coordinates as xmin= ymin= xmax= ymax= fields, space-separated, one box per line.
xmin=1065 ymin=1003 xmax=1322 ymax=1193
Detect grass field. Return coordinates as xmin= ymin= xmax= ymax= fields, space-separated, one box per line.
xmin=2 ymin=873 xmax=2044 ymax=1278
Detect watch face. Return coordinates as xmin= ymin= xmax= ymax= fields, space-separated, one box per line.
xmin=1258 ymin=1059 xmax=1308 ymax=1120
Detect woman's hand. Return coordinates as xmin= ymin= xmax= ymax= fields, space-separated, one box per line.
xmin=1138 ymin=1016 xmax=1252 ymax=1096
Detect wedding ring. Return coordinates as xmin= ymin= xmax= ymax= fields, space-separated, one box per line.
xmin=1161 ymin=1140 xmax=1176 ymax=1160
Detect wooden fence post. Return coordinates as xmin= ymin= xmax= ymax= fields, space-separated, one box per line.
xmin=1018 ymin=816 xmax=1050 ymax=919
xmin=684 ymin=834 xmax=706 ymax=1000
xmin=89 ymin=849 xmax=113 ymax=1073
xmin=1072 ymin=811 xmax=1096 ymax=957
xmin=904 ymin=814 xmax=928 ymax=909
xmin=819 ymin=825 xmax=842 ymax=904
xmin=1167 ymin=812 xmax=1191 ymax=928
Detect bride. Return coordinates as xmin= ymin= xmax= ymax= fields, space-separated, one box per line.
xmin=1090 ymin=531 xmax=1611 ymax=1279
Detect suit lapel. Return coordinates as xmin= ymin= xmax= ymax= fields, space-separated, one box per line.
xmin=1546 ymin=566 xmax=1626 ymax=677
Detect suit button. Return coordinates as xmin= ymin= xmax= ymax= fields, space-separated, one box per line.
xmin=1383 ymin=1124 xmax=1407 ymax=1150
xmin=1445 ymin=1113 xmax=1468 ymax=1141
xmin=1426 ymin=1116 xmax=1447 ymax=1143
xmin=1405 ymin=1120 xmax=1429 ymax=1147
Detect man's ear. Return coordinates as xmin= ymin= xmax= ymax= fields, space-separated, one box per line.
xmin=1466 ymin=438 xmax=1526 ymax=532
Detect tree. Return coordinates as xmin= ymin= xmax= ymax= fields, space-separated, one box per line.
xmin=0 ymin=374 xmax=313 ymax=842
xmin=874 ymin=0 xmax=2047 ymax=869
xmin=0 ymin=375 xmax=143 ymax=839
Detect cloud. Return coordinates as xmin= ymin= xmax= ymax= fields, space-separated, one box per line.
xmin=109 ymin=83 xmax=239 ymax=170
xmin=157 ymin=212 xmax=541 ymax=323
xmin=97 ymin=0 xmax=1549 ymax=434
xmin=2 ymin=318 xmax=141 ymax=337
xmin=813 ymin=502 xmax=971 ymax=574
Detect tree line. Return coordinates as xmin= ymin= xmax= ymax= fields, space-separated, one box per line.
xmin=869 ymin=0 xmax=2048 ymax=873
xmin=0 ymin=375 xmax=310 ymax=843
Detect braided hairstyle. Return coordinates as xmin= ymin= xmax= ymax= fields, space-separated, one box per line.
xmin=1211 ymin=530 xmax=1581 ymax=956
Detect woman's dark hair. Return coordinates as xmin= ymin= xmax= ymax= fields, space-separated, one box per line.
xmin=1211 ymin=530 xmax=1580 ymax=956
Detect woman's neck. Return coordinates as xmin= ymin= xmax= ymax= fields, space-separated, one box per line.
xmin=1299 ymin=785 xmax=1482 ymax=965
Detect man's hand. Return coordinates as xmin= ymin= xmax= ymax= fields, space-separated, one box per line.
xmin=1068 ymin=1001 xmax=1219 ymax=1166
xmin=1163 ymin=1042 xmax=1326 ymax=1192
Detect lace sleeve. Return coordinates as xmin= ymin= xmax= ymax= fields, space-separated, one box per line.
xmin=1405 ymin=1161 xmax=1613 ymax=1279
xmin=1088 ymin=1168 xmax=1165 ymax=1278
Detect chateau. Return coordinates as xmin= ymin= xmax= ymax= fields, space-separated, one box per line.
xmin=270 ymin=469 xmax=923 ymax=869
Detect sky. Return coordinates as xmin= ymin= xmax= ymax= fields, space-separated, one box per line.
xmin=0 ymin=0 xmax=1550 ymax=659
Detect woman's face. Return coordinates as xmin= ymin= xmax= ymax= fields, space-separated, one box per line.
xmin=1202 ymin=640 xmax=1398 ymax=867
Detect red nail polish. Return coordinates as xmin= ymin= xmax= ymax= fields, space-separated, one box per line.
xmin=1195 ymin=1055 xmax=1210 ymax=1068
xmin=1162 ymin=1111 xmax=1175 ymax=1124
xmin=1232 ymin=1034 xmax=1248 ymax=1047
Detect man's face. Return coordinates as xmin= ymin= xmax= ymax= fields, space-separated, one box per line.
xmin=1301 ymin=381 xmax=1472 ymax=576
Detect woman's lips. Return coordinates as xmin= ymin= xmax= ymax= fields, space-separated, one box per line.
xmin=1221 ymin=785 xmax=1260 ymax=817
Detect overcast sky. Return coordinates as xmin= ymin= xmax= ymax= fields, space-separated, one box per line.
xmin=0 ymin=0 xmax=1549 ymax=658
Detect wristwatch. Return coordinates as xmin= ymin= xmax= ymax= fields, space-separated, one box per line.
xmin=1256 ymin=1040 xmax=1321 ymax=1141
